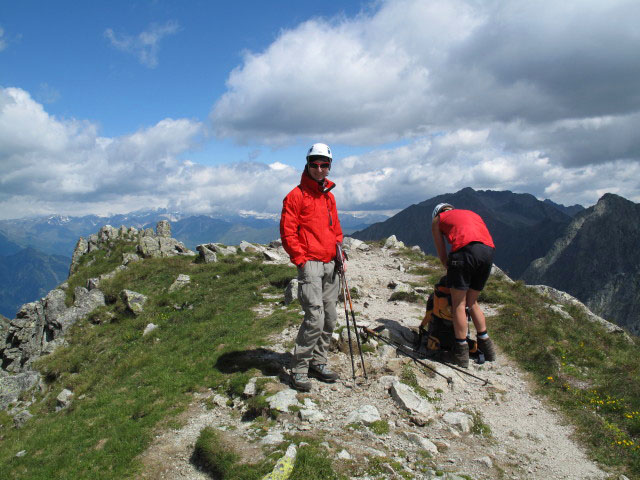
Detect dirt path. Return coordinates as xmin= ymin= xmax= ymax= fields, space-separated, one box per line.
xmin=137 ymin=243 xmax=608 ymax=479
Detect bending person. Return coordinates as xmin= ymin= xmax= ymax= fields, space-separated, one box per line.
xmin=431 ymin=203 xmax=496 ymax=367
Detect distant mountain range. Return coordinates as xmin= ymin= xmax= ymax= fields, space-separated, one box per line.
xmin=0 ymin=247 xmax=69 ymax=319
xmin=0 ymin=210 xmax=386 ymax=318
xmin=0 ymin=210 xmax=387 ymax=258
xmin=352 ymin=187 xmax=584 ymax=279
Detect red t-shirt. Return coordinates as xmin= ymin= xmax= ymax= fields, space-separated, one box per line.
xmin=438 ymin=209 xmax=495 ymax=252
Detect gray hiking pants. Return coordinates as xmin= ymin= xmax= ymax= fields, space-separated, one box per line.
xmin=290 ymin=260 xmax=340 ymax=374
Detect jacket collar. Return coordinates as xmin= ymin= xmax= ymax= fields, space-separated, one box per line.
xmin=300 ymin=170 xmax=336 ymax=194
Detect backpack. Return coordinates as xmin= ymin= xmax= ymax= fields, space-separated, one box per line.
xmin=416 ymin=276 xmax=480 ymax=358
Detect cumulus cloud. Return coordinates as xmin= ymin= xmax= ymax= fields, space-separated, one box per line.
xmin=211 ymin=0 xmax=640 ymax=173
xmin=105 ymin=21 xmax=180 ymax=68
xmin=0 ymin=87 xmax=302 ymax=219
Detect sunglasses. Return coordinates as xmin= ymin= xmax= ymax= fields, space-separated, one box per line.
xmin=309 ymin=163 xmax=331 ymax=170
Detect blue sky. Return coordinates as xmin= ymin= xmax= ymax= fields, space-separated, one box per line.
xmin=1 ymin=0 xmax=639 ymax=219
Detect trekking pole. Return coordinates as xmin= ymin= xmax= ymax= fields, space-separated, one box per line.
xmin=340 ymin=276 xmax=357 ymax=380
xmin=362 ymin=327 xmax=453 ymax=385
xmin=363 ymin=326 xmax=491 ymax=385
xmin=336 ymin=245 xmax=369 ymax=380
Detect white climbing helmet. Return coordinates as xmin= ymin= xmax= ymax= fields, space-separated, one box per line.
xmin=306 ymin=143 xmax=332 ymax=162
xmin=432 ymin=203 xmax=454 ymax=220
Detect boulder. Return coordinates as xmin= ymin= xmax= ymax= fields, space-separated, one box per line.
xmin=56 ymin=389 xmax=74 ymax=411
xmin=156 ymin=220 xmax=172 ymax=238
xmin=384 ymin=235 xmax=405 ymax=249
xmin=69 ymin=237 xmax=89 ymax=275
xmin=168 ymin=274 xmax=191 ymax=293
xmin=390 ymin=381 xmax=436 ymax=419
xmin=345 ymin=404 xmax=381 ymax=425
xmin=442 ymin=411 xmax=472 ymax=433
xmin=266 ymin=388 xmax=301 ymax=413
xmin=121 ymin=290 xmax=147 ymax=315
xmin=143 ymin=323 xmax=158 ymax=336
xmin=196 ymin=244 xmax=218 ymax=263
xmin=13 ymin=410 xmax=33 ymax=428
xmin=263 ymin=250 xmax=282 ymax=262
xmin=1 ymin=287 xmax=104 ymax=373
xmin=404 ymin=432 xmax=439 ymax=455
xmin=0 ymin=370 xmax=40 ymax=410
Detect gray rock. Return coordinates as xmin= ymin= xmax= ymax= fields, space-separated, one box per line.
xmin=404 ymin=432 xmax=439 ymax=455
xmin=156 ymin=220 xmax=172 ymax=238
xmin=143 ymin=323 xmax=158 ymax=336
xmin=284 ymin=279 xmax=299 ymax=305
xmin=168 ymin=274 xmax=191 ymax=293
xmin=121 ymin=290 xmax=147 ymax=315
xmin=56 ymin=389 xmax=74 ymax=411
xmin=239 ymin=241 xmax=262 ymax=253
xmin=491 ymin=264 xmax=514 ymax=283
xmin=261 ymin=431 xmax=285 ymax=445
xmin=263 ymin=250 xmax=282 ymax=261
xmin=13 ymin=410 xmax=33 ymax=428
xmin=384 ymin=235 xmax=405 ymax=249
xmin=1 ymin=286 xmax=104 ymax=373
xmin=196 ymin=244 xmax=218 ymax=263
xmin=475 ymin=456 xmax=493 ymax=468
xmin=343 ymin=237 xmax=371 ymax=252
xmin=345 ymin=404 xmax=381 ymax=425
xmin=337 ymin=449 xmax=352 ymax=460
xmin=0 ymin=370 xmax=40 ymax=409
xmin=122 ymin=253 xmax=141 ymax=266
xmin=387 ymin=280 xmax=413 ymax=294
xmin=69 ymin=237 xmax=89 ymax=275
xmin=442 ymin=412 xmax=472 ymax=433
xmin=243 ymin=377 xmax=258 ymax=397
xmin=390 ymin=381 xmax=436 ymax=419
xmin=266 ymin=388 xmax=301 ymax=412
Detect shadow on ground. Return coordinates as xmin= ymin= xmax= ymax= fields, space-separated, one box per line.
xmin=215 ymin=348 xmax=292 ymax=378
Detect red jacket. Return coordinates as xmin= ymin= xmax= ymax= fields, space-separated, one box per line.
xmin=280 ymin=171 xmax=344 ymax=266
xmin=439 ymin=209 xmax=495 ymax=252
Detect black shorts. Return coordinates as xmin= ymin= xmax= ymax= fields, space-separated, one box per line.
xmin=446 ymin=242 xmax=495 ymax=291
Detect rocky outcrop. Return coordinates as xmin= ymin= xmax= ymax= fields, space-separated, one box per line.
xmin=0 ymin=285 xmax=105 ymax=372
xmin=70 ymin=221 xmax=194 ymax=275
xmin=523 ymin=194 xmax=640 ymax=335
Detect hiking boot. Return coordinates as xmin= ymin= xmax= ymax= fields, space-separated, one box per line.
xmin=309 ymin=363 xmax=340 ymax=383
xmin=453 ymin=342 xmax=469 ymax=368
xmin=477 ymin=337 xmax=496 ymax=362
xmin=291 ymin=373 xmax=312 ymax=392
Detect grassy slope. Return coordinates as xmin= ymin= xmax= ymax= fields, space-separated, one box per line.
xmin=1 ymin=244 xmax=639 ymax=478
xmin=0 ymin=245 xmax=299 ymax=479
xmin=481 ymin=276 xmax=640 ymax=477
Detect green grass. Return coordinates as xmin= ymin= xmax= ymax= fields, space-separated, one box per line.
xmin=489 ymin=278 xmax=640 ymax=477
xmin=369 ymin=420 xmax=390 ymax=435
xmin=0 ymin=247 xmax=300 ymax=479
xmin=193 ymin=427 xmax=273 ymax=479
xmin=389 ymin=291 xmax=422 ymax=303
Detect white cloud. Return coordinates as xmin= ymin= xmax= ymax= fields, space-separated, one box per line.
xmin=1 ymin=87 xmax=638 ymax=221
xmin=211 ymin=0 xmax=640 ymax=172
xmin=0 ymin=87 xmax=302 ymax=219
xmin=105 ymin=21 xmax=180 ymax=68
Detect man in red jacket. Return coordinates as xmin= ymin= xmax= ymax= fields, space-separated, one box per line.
xmin=431 ymin=203 xmax=497 ymax=368
xmin=280 ymin=143 xmax=344 ymax=391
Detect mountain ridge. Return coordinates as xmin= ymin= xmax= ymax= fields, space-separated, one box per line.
xmin=523 ymin=193 xmax=640 ymax=335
